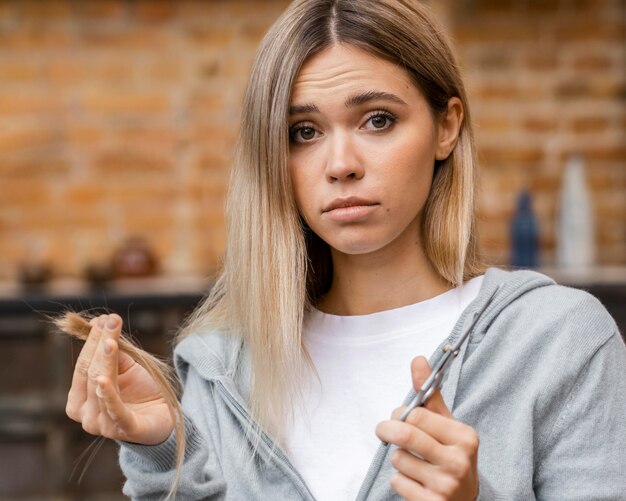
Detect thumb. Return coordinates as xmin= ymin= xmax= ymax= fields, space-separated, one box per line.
xmin=411 ymin=356 xmax=452 ymax=418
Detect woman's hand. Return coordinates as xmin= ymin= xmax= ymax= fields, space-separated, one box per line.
xmin=66 ymin=313 xmax=174 ymax=445
xmin=375 ymin=356 xmax=479 ymax=501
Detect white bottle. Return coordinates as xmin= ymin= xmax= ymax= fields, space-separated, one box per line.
xmin=556 ymin=154 xmax=595 ymax=269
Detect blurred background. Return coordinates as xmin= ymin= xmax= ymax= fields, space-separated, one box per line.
xmin=0 ymin=0 xmax=624 ymax=499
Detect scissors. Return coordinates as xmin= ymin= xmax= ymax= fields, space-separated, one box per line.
xmin=395 ymin=283 xmax=502 ymax=424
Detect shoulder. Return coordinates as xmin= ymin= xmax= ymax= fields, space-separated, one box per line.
xmin=480 ymin=267 xmax=619 ymax=363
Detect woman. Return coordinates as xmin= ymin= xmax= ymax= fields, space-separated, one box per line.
xmin=58 ymin=1 xmax=626 ymax=500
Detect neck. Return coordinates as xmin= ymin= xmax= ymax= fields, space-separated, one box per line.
xmin=316 ymin=229 xmax=451 ymax=316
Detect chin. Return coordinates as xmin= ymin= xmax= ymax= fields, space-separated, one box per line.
xmin=326 ymin=236 xmax=389 ymax=256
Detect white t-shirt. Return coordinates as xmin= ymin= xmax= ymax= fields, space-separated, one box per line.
xmin=284 ymin=275 xmax=484 ymax=501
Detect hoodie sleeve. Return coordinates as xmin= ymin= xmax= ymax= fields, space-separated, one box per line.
xmin=533 ymin=329 xmax=626 ymax=500
xmin=117 ymin=364 xmax=227 ymax=500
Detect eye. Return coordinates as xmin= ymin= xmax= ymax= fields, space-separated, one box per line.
xmin=289 ymin=124 xmax=319 ymax=144
xmin=363 ymin=110 xmax=397 ymax=131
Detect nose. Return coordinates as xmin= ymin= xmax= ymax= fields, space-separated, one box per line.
xmin=325 ymin=132 xmax=364 ymax=183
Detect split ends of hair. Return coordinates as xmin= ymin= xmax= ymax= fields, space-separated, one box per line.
xmin=53 ymin=310 xmax=185 ymax=500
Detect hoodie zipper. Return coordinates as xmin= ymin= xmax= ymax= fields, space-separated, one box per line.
xmin=354 ymin=341 xmax=449 ymax=501
xmin=355 ymin=284 xmax=501 ymax=501
xmin=214 ymin=380 xmax=317 ymax=501
xmin=214 ymin=284 xmax=502 ymax=501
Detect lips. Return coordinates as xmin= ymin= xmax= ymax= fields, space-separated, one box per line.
xmin=322 ymin=196 xmax=378 ymax=213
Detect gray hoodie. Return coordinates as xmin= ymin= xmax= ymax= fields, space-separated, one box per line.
xmin=119 ymin=267 xmax=626 ymax=500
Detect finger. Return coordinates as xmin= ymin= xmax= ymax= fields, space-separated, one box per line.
xmin=411 ymin=356 xmax=452 ymax=418
xmin=96 ymin=337 xmax=119 ymax=418
xmin=68 ymin=315 xmax=106 ymax=408
xmin=96 ymin=375 xmax=135 ymax=434
xmin=87 ymin=314 xmax=123 ymax=395
xmin=390 ymin=471 xmax=433 ymax=501
xmin=391 ymin=406 xmax=404 ymax=420
xmin=101 ymin=315 xmax=123 ymax=385
xmin=391 ymin=448 xmax=454 ymax=496
xmin=376 ymin=419 xmax=446 ymax=465
xmin=118 ymin=348 xmax=137 ymax=374
xmin=404 ymin=406 xmax=473 ymax=448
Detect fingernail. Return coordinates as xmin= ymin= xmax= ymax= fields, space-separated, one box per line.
xmin=98 ymin=316 xmax=106 ymax=328
xmin=106 ymin=316 xmax=118 ymax=329
xmin=104 ymin=339 xmax=112 ymax=355
xmin=96 ymin=382 xmax=104 ymax=398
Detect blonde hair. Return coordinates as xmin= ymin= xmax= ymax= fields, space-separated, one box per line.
xmin=57 ymin=0 xmax=485 ymax=497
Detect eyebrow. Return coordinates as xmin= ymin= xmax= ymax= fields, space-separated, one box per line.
xmin=288 ymin=90 xmax=407 ymax=116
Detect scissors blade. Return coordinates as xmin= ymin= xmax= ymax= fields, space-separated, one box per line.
xmin=397 ymin=283 xmax=503 ymax=422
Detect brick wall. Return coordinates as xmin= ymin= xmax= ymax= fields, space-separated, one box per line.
xmin=445 ymin=0 xmax=625 ymax=266
xmin=0 ymin=0 xmax=291 ymax=281
xmin=1 ymin=0 xmax=624 ymax=282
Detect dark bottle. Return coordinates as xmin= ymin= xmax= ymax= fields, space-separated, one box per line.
xmin=510 ymin=190 xmax=539 ymax=269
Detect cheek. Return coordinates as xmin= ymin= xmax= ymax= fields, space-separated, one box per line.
xmin=378 ymin=144 xmax=435 ymax=202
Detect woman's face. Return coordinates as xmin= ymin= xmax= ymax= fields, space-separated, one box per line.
xmin=288 ymin=44 xmax=460 ymax=257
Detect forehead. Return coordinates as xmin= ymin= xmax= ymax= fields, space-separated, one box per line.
xmin=291 ymin=44 xmax=416 ymax=104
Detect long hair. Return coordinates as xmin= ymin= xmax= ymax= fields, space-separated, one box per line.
xmin=57 ymin=0 xmax=485 ymax=496
xmin=186 ymin=0 xmax=484 ymax=436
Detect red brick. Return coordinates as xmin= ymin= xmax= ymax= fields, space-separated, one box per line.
xmin=475 ymin=51 xmax=514 ymax=71
xmin=528 ymin=173 xmax=561 ymax=192
xmin=43 ymin=60 xmax=86 ymax=85
xmin=0 ymin=62 xmax=41 ymax=82
xmin=0 ymin=130 xmax=62 ymax=154
xmin=595 ymin=200 xmax=626 ymax=221
xmin=522 ymin=117 xmax=556 ymax=133
xmin=568 ymin=117 xmax=610 ymax=133
xmin=121 ymin=212 xmax=175 ymax=233
xmin=455 ymin=21 xmax=537 ymax=44
xmin=16 ymin=0 xmax=71 ymax=20
xmin=81 ymin=93 xmax=170 ymax=114
xmin=0 ymin=94 xmax=66 ymax=115
xmin=184 ymin=27 xmax=234 ymax=47
xmin=557 ymin=20 xmax=625 ymax=42
xmin=0 ymin=29 xmax=71 ymax=49
xmin=64 ymin=185 xmax=104 ymax=206
xmin=133 ymin=1 xmax=177 ymax=23
xmin=559 ymin=145 xmax=626 ymax=162
xmin=74 ymin=0 xmax=127 ymax=22
xmin=221 ymin=55 xmax=257 ymax=80
xmin=94 ymin=150 xmax=173 ymax=174
xmin=461 ymin=0 xmax=515 ymax=14
xmin=572 ymin=55 xmax=615 ymax=72
xmin=480 ymin=146 xmax=544 ymax=164
xmin=555 ymin=79 xmax=625 ymax=100
xmin=239 ymin=21 xmax=273 ymax=43
xmin=65 ymin=125 xmax=104 ymax=148
xmin=0 ymin=1 xmax=14 ymax=19
xmin=106 ymin=182 xmax=178 ymax=204
xmin=79 ymin=28 xmax=168 ymax=50
xmin=188 ymin=124 xmax=237 ymax=146
xmin=88 ymin=61 xmax=136 ymax=82
xmin=10 ymin=207 xmax=107 ymax=231
xmin=110 ymin=126 xmax=177 ymax=152
xmin=224 ymin=1 xmax=288 ymax=20
xmin=523 ymin=52 xmax=559 ymax=71
xmin=475 ymin=116 xmax=514 ymax=133
xmin=145 ymin=59 xmax=184 ymax=81
xmin=523 ymin=0 xmax=561 ymax=14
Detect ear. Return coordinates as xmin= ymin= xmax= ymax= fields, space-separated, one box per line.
xmin=435 ymin=97 xmax=464 ymax=161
